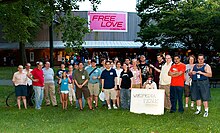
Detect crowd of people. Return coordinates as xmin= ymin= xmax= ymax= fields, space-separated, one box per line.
xmin=12 ymin=53 xmax=212 ymax=117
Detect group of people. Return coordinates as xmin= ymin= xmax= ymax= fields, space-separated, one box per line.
xmin=12 ymin=53 xmax=212 ymax=117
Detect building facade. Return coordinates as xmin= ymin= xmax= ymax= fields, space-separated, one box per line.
xmin=0 ymin=11 xmax=161 ymax=66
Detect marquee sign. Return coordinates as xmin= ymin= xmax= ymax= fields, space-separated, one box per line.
xmin=88 ymin=12 xmax=127 ymax=32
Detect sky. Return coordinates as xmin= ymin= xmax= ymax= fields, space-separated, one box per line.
xmin=77 ymin=0 xmax=137 ymax=12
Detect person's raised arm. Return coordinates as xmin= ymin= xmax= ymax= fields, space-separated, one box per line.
xmin=27 ymin=72 xmax=38 ymax=82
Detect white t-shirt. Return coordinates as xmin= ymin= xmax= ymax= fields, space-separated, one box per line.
xmin=115 ymin=68 xmax=123 ymax=85
xmin=143 ymin=81 xmax=157 ymax=89
xmin=159 ymin=62 xmax=172 ymax=85
xmin=23 ymin=69 xmax=33 ymax=85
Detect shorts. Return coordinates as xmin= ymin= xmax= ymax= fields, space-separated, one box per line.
xmin=15 ymin=85 xmax=27 ymax=97
xmin=88 ymin=83 xmax=100 ymax=96
xmin=104 ymin=88 xmax=117 ymax=100
xmin=76 ymin=86 xmax=90 ymax=99
xmin=61 ymin=91 xmax=69 ymax=94
xmin=191 ymin=80 xmax=211 ymax=101
xmin=184 ymin=85 xmax=191 ymax=97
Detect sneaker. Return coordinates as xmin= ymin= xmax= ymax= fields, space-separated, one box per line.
xmin=203 ymin=111 xmax=208 ymax=117
xmin=170 ymin=111 xmax=175 ymax=113
xmin=108 ymin=105 xmax=111 ymax=110
xmin=35 ymin=107 xmax=41 ymax=110
xmin=113 ymin=105 xmax=118 ymax=109
xmin=194 ymin=110 xmax=201 ymax=115
xmin=191 ymin=106 xmax=194 ymax=110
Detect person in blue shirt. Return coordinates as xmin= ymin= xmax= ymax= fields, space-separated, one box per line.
xmin=58 ymin=71 xmax=71 ymax=110
xmin=101 ymin=61 xmax=118 ymax=110
xmin=86 ymin=59 xmax=102 ymax=108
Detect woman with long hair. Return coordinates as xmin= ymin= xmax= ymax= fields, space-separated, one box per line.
xmin=115 ymin=61 xmax=123 ymax=107
xmin=130 ymin=59 xmax=142 ymax=88
xmin=120 ymin=63 xmax=133 ymax=109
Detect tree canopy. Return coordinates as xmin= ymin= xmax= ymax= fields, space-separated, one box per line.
xmin=137 ymin=0 xmax=220 ymax=52
xmin=0 ymin=0 xmax=101 ymax=64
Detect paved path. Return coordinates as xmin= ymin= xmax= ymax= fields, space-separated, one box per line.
xmin=0 ymin=80 xmax=13 ymax=86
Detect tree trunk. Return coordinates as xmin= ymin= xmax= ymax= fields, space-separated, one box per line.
xmin=19 ymin=42 xmax=27 ymax=65
xmin=49 ymin=24 xmax=54 ymax=67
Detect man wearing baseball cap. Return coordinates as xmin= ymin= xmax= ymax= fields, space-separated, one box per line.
xmin=27 ymin=61 xmax=44 ymax=110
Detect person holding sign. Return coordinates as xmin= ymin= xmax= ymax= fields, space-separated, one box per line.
xmin=73 ymin=62 xmax=93 ymax=111
xmin=142 ymin=75 xmax=157 ymax=90
xmin=168 ymin=55 xmax=186 ymax=113
xmin=119 ymin=63 xmax=133 ymax=109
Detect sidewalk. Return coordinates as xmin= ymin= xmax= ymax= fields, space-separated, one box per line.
xmin=0 ymin=80 xmax=13 ymax=86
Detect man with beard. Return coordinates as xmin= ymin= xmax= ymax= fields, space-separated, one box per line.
xmin=138 ymin=55 xmax=152 ymax=85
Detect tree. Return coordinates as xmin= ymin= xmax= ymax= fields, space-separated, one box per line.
xmin=0 ymin=0 xmax=48 ymax=65
xmin=55 ymin=13 xmax=90 ymax=53
xmin=0 ymin=0 xmax=101 ymax=65
xmin=137 ymin=0 xmax=220 ymax=52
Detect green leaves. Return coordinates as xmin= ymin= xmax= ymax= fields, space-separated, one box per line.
xmin=137 ymin=0 xmax=220 ymax=51
xmin=0 ymin=0 xmax=50 ymax=43
xmin=56 ymin=13 xmax=90 ymax=53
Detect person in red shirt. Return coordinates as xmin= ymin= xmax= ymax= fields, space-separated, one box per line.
xmin=27 ymin=62 xmax=44 ymax=110
xmin=168 ymin=55 xmax=186 ymax=113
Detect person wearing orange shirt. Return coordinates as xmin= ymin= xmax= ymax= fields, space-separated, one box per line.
xmin=168 ymin=55 xmax=186 ymax=113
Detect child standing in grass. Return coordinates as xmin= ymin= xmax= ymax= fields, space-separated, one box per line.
xmin=59 ymin=72 xmax=71 ymax=110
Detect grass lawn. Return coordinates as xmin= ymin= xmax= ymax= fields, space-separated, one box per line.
xmin=0 ymin=86 xmax=219 ymax=133
xmin=0 ymin=67 xmax=17 ymax=80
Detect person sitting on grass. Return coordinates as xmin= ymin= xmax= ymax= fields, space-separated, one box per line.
xmin=12 ymin=65 xmax=28 ymax=109
xmin=142 ymin=75 xmax=157 ymax=89
xmin=58 ymin=71 xmax=71 ymax=110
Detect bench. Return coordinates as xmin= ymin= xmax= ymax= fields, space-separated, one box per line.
xmin=209 ymin=78 xmax=220 ymax=88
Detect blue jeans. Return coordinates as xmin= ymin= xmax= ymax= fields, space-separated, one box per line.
xmin=74 ymin=85 xmax=85 ymax=108
xmin=170 ymin=86 xmax=184 ymax=112
xmin=120 ymin=88 xmax=131 ymax=109
xmin=33 ymin=86 xmax=44 ymax=109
